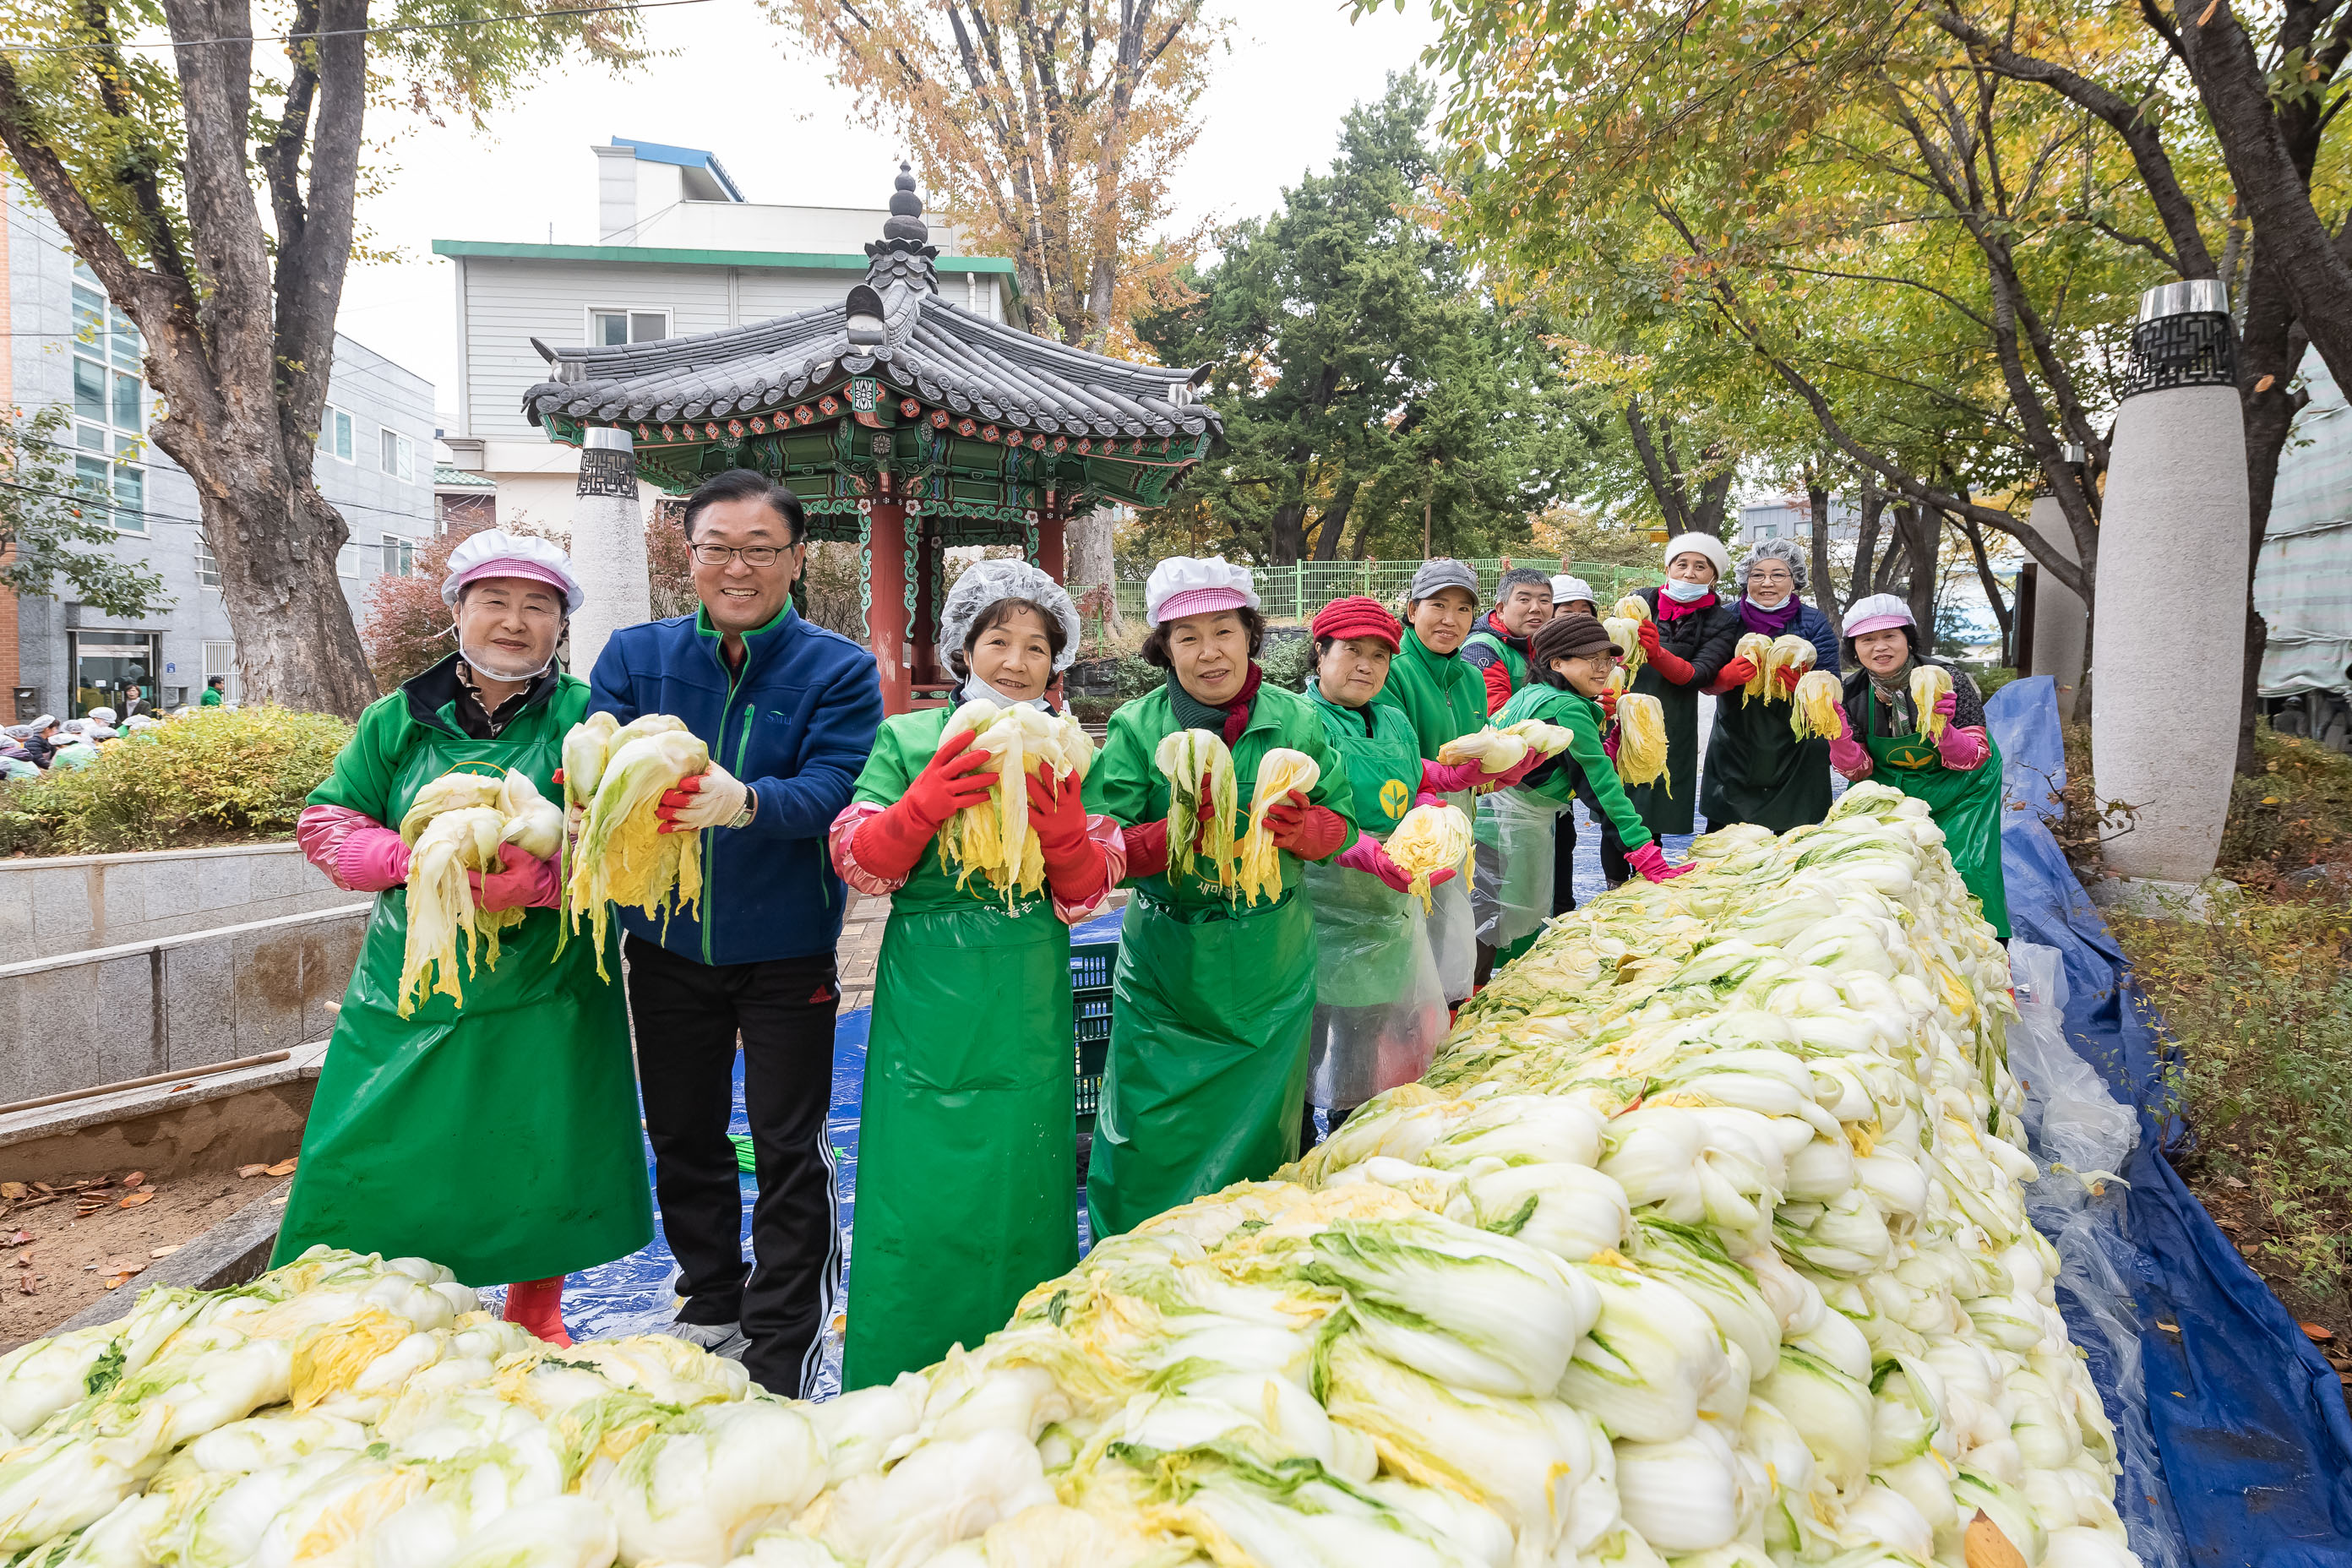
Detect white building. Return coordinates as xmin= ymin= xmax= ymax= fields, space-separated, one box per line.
xmin=3 ymin=178 xmax=436 ymax=721
xmin=1734 ymin=493 xmax=1863 ymax=547
xmin=435 ymin=138 xmax=1019 ymax=526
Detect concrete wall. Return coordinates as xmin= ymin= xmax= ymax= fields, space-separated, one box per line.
xmin=0 ymin=904 xmax=369 ymax=1101
xmin=0 ymin=841 xmax=351 ymax=962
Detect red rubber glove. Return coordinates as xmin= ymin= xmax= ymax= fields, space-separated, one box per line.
xmin=1026 ymin=769 xmax=1107 ymax=905
xmin=1708 ymin=656 xmax=1757 ymax=696
xmin=1636 ymin=620 xmax=1696 ymax=685
xmin=1626 ymin=842 xmax=1693 ymax=882
xmin=850 ymin=730 xmax=998 ymax=883
xmin=1337 ymin=834 xmax=1456 ymax=895
xmin=470 ymin=847 xmax=559 ymax=912
xmin=1826 ymin=704 xmax=1873 ymax=780
xmin=1598 ymin=687 xmax=1620 ymax=721
xmin=1265 ymin=791 xmax=1350 ymax=860
xmin=1772 ymin=663 xmax=1806 ymax=696
xmin=1123 ymin=818 xmax=1171 ymax=879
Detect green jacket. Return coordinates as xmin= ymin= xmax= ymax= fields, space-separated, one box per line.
xmin=1376 ymin=630 xmax=1488 ymax=761
xmin=1085 ymin=683 xmax=1359 ymax=912
xmin=199 ymin=689 xmax=224 ymax=707
xmin=309 ymin=666 xmax=585 ymax=820
xmin=1494 ymin=681 xmax=1653 ymax=852
xmin=849 ymin=706 xmax=1061 ymax=921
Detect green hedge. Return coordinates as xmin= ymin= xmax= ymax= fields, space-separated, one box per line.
xmin=0 ymin=706 xmax=353 ymax=857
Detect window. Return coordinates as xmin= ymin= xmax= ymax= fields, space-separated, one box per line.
xmin=318 ymin=404 xmax=355 ymax=462
xmin=1759 ymin=523 xmax=1778 ymax=540
xmin=203 ymin=642 xmax=237 ymax=705
xmin=69 ymin=275 xmax=146 ymax=535
xmin=589 ymin=308 xmax=668 ymax=346
xmin=195 ymin=536 xmax=220 ymax=590
xmin=381 ymin=535 xmax=416 ymax=578
xmin=337 ymin=542 xmax=362 ymax=579
xmin=380 ymin=428 xmax=416 ymax=484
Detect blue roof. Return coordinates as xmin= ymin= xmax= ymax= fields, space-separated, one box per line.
xmin=611 ymin=138 xmax=743 ymax=202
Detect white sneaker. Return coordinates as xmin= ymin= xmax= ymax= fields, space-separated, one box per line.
xmin=657 ymin=1319 xmax=749 ymax=1360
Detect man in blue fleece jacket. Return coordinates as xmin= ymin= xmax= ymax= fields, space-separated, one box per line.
xmin=588 ymin=468 xmax=884 ymax=1396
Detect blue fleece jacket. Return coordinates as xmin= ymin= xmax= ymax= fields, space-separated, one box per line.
xmin=587 ymin=604 xmax=884 ymax=966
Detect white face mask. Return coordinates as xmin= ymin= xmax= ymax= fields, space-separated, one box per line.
xmin=459 ymin=634 xmax=553 ymax=683
xmin=1663 ymin=577 xmax=1713 ymax=604
xmin=961 ymin=671 xmax=1052 ymax=711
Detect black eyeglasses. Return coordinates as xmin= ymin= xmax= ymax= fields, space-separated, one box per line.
xmin=689 ymin=543 xmax=794 ymax=568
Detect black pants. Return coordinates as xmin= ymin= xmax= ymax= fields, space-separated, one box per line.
xmin=624 ymin=934 xmax=842 ymax=1398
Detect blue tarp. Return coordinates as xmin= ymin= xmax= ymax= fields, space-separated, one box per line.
xmin=1989 ymin=677 xmax=2352 ymax=1568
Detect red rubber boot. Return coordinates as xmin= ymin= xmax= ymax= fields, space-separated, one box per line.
xmin=503 ymin=1277 xmax=573 ymax=1348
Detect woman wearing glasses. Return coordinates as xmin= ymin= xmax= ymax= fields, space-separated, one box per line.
xmin=585 ymin=469 xmax=886 ymax=1399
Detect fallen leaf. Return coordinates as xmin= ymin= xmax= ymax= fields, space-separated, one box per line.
xmin=2256 ymin=373 xmax=2276 ymax=393
xmin=237 ymin=1164 xmax=270 ymax=1179
xmin=2222 ymin=1174 xmax=2249 ymax=1190
xmin=105 ymin=1275 xmax=128 ymax=1289
xmin=117 ymin=1191 xmax=155 ymax=1208
xmin=123 ymin=1173 xmax=144 ymax=1188
xmin=16 ymin=1275 xmax=33 ymax=1296
xmin=2158 ymin=1320 xmax=2180 ymax=1332
xmin=0 ymin=1182 xmax=24 ymax=1200
xmin=2303 ymin=1322 xmax=2334 ymax=1343
xmin=264 ymin=1160 xmax=298 ymax=1178
xmin=150 ymin=1245 xmax=180 ymax=1259
xmin=2197 ymin=0 xmax=2221 ymax=22
xmin=167 ymin=1082 xmax=196 ymax=1093
xmin=4 ymin=1230 xmax=30 ymax=1248
xmin=109 ymin=1260 xmax=146 ymax=1277
xmin=1964 ymin=1510 xmax=2027 ymax=1568
xmin=2262 ymin=797 xmax=2282 ymax=805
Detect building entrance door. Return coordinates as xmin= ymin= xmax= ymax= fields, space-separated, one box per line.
xmin=69 ymin=631 xmax=161 ymax=719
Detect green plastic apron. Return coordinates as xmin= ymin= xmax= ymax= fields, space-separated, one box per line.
xmin=1301 ymin=699 xmax=1446 ymax=1112
xmin=1625 ymin=662 xmax=1702 ymax=836
xmin=274 ymin=729 xmax=651 ymax=1285
xmin=1085 ymin=888 xmax=1316 ymax=1240
xmin=845 ymin=903 xmax=1075 ymax=1388
xmin=1701 ymin=686 xmax=1832 ymax=833
xmin=1863 ymin=689 xmax=2011 ymax=939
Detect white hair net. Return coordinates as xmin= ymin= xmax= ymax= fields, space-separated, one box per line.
xmin=1736 ymin=537 xmax=1809 ymax=593
xmin=937 ymin=558 xmax=1084 ymax=674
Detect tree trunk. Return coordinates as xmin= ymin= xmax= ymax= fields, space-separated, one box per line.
xmin=2235 ymin=241 xmax=2311 ymax=774
xmin=205 ymin=474 xmax=378 ymax=710
xmin=1807 ymin=478 xmax=1840 ymax=623
xmin=1066 ymin=503 xmax=1124 ymax=645
xmin=1900 ymin=505 xmax=1938 ymax=633
xmin=1852 ymin=479 xmax=1885 ymax=599
xmin=1691 ymin=469 xmax=1734 ymax=539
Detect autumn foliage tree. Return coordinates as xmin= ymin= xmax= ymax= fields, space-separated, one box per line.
xmin=765 ymin=0 xmax=1219 ymax=629
xmin=0 ymin=0 xmax=646 ymax=717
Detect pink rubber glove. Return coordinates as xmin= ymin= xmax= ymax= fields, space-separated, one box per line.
xmin=1414 ymin=790 xmax=1445 ymax=811
xmin=1337 ymin=833 xmax=1457 ymax=896
xmin=470 ymin=847 xmax=560 ymax=912
xmin=1489 ymin=749 xmax=1543 ymax=789
xmin=1603 ymin=730 xmax=1620 ymax=762
xmin=1827 ymin=704 xmax=1873 ymax=780
xmin=1420 ymin=757 xmax=1494 ymax=795
xmin=337 ymin=827 xmax=412 ymax=892
xmin=1934 ymin=699 xmax=1990 ymax=770
xmin=1626 ymin=842 xmax=1694 ymax=882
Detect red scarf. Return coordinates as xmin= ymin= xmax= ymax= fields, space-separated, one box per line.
xmin=1655 ymin=585 xmax=1718 ymax=624
xmin=1219 ymin=662 xmax=1265 ymax=745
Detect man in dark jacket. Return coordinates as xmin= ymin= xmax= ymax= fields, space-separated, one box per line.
xmin=1462 ymin=568 xmax=1554 ymax=715
xmin=587 ymin=468 xmax=884 ymax=1397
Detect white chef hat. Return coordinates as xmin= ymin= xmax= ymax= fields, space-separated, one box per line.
xmin=1145 ymin=555 xmax=1260 ymax=629
xmin=441 ymin=530 xmax=585 ymax=613
xmin=937 ymin=558 xmax=1085 ymax=673
xmin=1662 ymin=531 xmax=1732 ymax=580
xmin=1550 ymin=575 xmax=1596 ymax=608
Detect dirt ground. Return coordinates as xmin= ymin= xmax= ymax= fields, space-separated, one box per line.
xmin=0 ymin=1168 xmax=293 ymax=1352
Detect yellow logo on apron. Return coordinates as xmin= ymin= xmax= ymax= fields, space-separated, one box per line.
xmin=1882 ymin=739 xmax=1940 ymax=770
xmin=1380 ymin=777 xmax=1411 ymax=820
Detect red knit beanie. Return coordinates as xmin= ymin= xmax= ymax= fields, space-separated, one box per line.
xmin=1309 ymin=595 xmax=1402 ymax=652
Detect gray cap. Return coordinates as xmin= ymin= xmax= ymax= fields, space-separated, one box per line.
xmin=1408 ymin=558 xmax=1479 ymax=603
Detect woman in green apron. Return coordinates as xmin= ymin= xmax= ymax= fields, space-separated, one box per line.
xmin=1082 ymin=558 xmax=1358 ymax=1239
xmin=828 ymin=561 xmax=1112 ymax=1387
xmin=1480 ymin=614 xmax=1694 ymax=966
xmin=1700 ymin=539 xmax=1841 ymax=834
xmin=1298 ymin=596 xmax=1500 ymax=1148
xmin=1625 ymin=533 xmax=1743 ymax=839
xmin=280 ymin=531 xmax=651 ymax=1346
xmin=1375 ymin=559 xmax=1526 ymax=1004
xmin=1826 ymin=593 xmax=2009 ymax=939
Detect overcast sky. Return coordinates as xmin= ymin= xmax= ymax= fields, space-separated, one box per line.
xmin=335 ymin=0 xmax=1441 ymax=430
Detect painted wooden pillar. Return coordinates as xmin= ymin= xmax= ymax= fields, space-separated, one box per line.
xmin=865 ymin=499 xmax=914 ymax=715
xmin=1035 ymin=502 xmax=1068 ymax=583
xmin=911 ymin=516 xmax=943 ymax=688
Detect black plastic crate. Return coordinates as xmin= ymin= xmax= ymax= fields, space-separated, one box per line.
xmin=1072 ymin=940 xmax=1116 ymax=1125
xmin=1075 ymin=1033 xmax=1109 ymax=1119
xmin=1070 ymin=941 xmax=1117 ymax=993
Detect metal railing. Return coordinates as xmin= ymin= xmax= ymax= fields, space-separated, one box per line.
xmin=1109 ymin=558 xmax=1658 ymax=624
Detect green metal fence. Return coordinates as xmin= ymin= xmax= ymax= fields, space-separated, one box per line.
xmin=1109 ymin=558 xmax=1659 ymax=625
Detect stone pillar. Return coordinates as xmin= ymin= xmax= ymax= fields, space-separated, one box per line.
xmin=2027 ymin=449 xmax=2088 ymax=721
xmin=866 ymin=500 xmax=913 ymax=714
xmin=567 ymin=428 xmax=651 ymax=680
xmin=2092 ymin=280 xmax=2248 ymax=884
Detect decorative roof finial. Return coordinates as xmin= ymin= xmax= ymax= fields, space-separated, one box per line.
xmin=882 ymin=161 xmax=928 ymax=245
